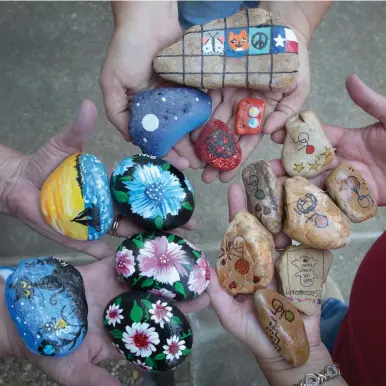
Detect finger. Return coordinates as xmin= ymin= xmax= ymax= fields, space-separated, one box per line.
xmin=346 ymin=73 xmax=386 ymax=125
xmin=173 ymin=135 xmax=202 ymax=169
xmin=228 ymin=184 xmax=247 ymax=222
xmin=177 ymin=292 xmax=210 ymax=314
xmin=268 ymin=159 xmax=287 ymax=177
xmin=162 ymin=149 xmax=190 ymax=170
xmin=271 ymin=129 xmax=286 ymax=144
xmin=201 ymin=165 xmax=220 ymax=184
xmin=273 ymin=232 xmax=292 ymax=249
xmin=71 ymin=364 xmax=122 ymax=386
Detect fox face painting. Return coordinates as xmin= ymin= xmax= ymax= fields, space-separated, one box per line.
xmin=228 ymin=29 xmax=249 ymax=52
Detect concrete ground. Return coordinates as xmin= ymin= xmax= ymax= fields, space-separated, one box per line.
xmin=1 ymin=1 xmax=386 ymax=385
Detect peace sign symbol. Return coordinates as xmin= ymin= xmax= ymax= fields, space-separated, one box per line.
xmin=252 ymin=32 xmax=268 ymax=50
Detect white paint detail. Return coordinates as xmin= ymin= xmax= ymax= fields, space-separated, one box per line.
xmin=142 ymin=114 xmax=159 ymax=132
xmin=248 ymin=107 xmax=259 ymax=117
xmin=161 ymin=97 xmax=166 ymax=102
xmin=274 ymin=34 xmax=285 ymax=47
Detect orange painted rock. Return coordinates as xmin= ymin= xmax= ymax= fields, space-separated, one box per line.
xmin=236 ymin=98 xmax=265 ymax=135
xmin=195 ymin=119 xmax=242 ymax=171
xmin=326 ymin=164 xmax=377 ymax=223
xmin=216 ymin=211 xmax=274 ymax=295
xmin=254 ymin=289 xmax=310 ymax=366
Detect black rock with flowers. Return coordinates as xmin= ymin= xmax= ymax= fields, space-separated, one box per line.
xmin=104 ymin=291 xmax=193 ymax=372
xmin=115 ymin=231 xmax=211 ymax=302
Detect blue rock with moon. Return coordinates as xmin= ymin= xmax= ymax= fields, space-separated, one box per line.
xmin=5 ymin=257 xmax=88 ymax=357
xmin=129 ymin=87 xmax=212 ymax=157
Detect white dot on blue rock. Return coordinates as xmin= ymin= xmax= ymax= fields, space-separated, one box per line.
xmin=142 ymin=114 xmax=159 ymax=132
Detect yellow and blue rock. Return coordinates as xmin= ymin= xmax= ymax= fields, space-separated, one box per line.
xmin=40 ymin=153 xmax=114 ymax=241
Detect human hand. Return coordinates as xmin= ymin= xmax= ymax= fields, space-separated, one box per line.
xmin=1 ymin=257 xmax=209 ymax=386
xmin=271 ymin=74 xmax=386 ymax=206
xmin=0 ymin=101 xmax=196 ymax=259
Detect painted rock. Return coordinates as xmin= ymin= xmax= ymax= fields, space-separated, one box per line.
xmin=0 ymin=267 xmax=15 ymax=281
xmin=217 ymin=211 xmax=274 ymax=295
xmin=282 ymin=110 xmax=335 ymax=178
xmin=326 ymin=164 xmax=377 ymax=223
xmin=115 ymin=232 xmax=210 ymax=301
xmin=5 ymin=257 xmax=88 ymax=357
xmin=242 ymin=160 xmax=283 ymax=234
xmin=195 ymin=119 xmax=241 ymax=171
xmin=130 ymin=88 xmax=212 ymax=158
xmin=254 ymin=289 xmax=310 ymax=366
xmin=110 ymin=155 xmax=194 ymax=231
xmin=40 ymin=153 xmax=113 ymax=241
xmin=276 ymin=245 xmax=333 ymax=315
xmin=104 ymin=292 xmax=193 ymax=372
xmin=283 ymin=176 xmax=351 ymax=249
xmin=236 ymin=98 xmax=265 ymax=135
xmin=153 ymin=8 xmax=298 ymax=91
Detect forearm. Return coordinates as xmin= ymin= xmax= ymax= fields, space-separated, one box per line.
xmin=257 ymin=345 xmax=348 ymax=386
xmin=259 ymin=1 xmax=332 ymax=42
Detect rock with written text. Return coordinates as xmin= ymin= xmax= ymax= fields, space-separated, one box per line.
xmin=276 ymin=245 xmax=333 ymax=315
xmin=283 ymin=176 xmax=350 ymax=249
xmin=110 ymin=155 xmax=195 ymax=231
xmin=254 ymin=289 xmax=310 ymax=366
xmin=242 ymin=160 xmax=283 ymax=233
xmin=195 ymin=119 xmax=242 ymax=171
xmin=236 ymin=98 xmax=265 ymax=135
xmin=104 ymin=291 xmax=193 ymax=372
xmin=130 ymin=88 xmax=212 ymax=158
xmin=282 ymin=110 xmax=335 ymax=178
xmin=217 ymin=211 xmax=274 ymax=295
xmin=326 ymin=164 xmax=377 ymax=223
xmin=153 ymin=8 xmax=298 ymax=90
xmin=40 ymin=153 xmax=113 ymax=241
xmin=115 ymin=232 xmax=210 ymax=302
xmin=5 ymin=257 xmax=88 ymax=357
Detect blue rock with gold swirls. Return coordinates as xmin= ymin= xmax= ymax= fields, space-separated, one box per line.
xmin=40 ymin=153 xmax=113 ymax=240
xmin=5 ymin=257 xmax=88 ymax=357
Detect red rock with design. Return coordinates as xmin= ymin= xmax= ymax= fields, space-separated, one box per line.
xmin=236 ymin=98 xmax=265 ymax=135
xmin=195 ymin=119 xmax=242 ymax=171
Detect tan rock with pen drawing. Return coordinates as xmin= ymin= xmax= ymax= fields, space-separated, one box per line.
xmin=283 ymin=176 xmax=351 ymax=249
xmin=216 ymin=211 xmax=274 ymax=296
xmin=282 ymin=110 xmax=335 ymax=178
xmin=326 ymin=163 xmax=377 ymax=223
xmin=276 ymin=245 xmax=333 ymax=315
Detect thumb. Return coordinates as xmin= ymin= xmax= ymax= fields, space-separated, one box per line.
xmin=70 ymin=364 xmax=122 ymax=386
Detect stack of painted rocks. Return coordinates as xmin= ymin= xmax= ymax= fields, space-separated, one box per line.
xmin=3 ymin=152 xmax=211 ymax=373
xmin=217 ymin=110 xmax=377 ymax=366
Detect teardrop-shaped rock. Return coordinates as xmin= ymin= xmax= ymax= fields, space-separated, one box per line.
xmin=110 ymin=155 xmax=195 ymax=231
xmin=115 ymin=232 xmax=210 ymax=301
xmin=5 ymin=257 xmax=88 ymax=357
xmin=242 ymin=160 xmax=283 ymax=234
xmin=104 ymin=292 xmax=193 ymax=372
xmin=195 ymin=119 xmax=242 ymax=171
xmin=40 ymin=153 xmax=113 ymax=240
xmin=217 ymin=211 xmax=274 ymax=295
xmin=254 ymin=289 xmax=310 ymax=366
xmin=130 ymin=88 xmax=212 ymax=158
xmin=276 ymin=245 xmax=333 ymax=315
xmin=326 ymin=163 xmax=377 ymax=223
xmin=283 ymin=176 xmax=351 ymax=249
xmin=153 ymin=8 xmax=298 ymax=91
xmin=282 ymin=110 xmax=335 ymax=178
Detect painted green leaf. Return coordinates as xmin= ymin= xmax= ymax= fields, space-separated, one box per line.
xmin=162 ymin=163 xmax=171 ymax=171
xmin=182 ymin=348 xmax=191 ymax=356
xmin=170 ymin=315 xmax=182 ymax=325
xmin=145 ymin=356 xmax=157 ymax=369
xmin=114 ymin=297 xmax=122 ymax=307
xmin=113 ymin=189 xmax=128 ymax=203
xmin=111 ymin=329 xmax=123 ymax=339
xmin=182 ymin=202 xmax=193 ymax=211
xmin=155 ymin=216 xmax=163 ymax=230
xmin=178 ymin=239 xmax=185 ymax=245
xmin=141 ymin=278 xmax=154 ymax=288
xmin=141 ymin=299 xmax=153 ymax=309
xmin=133 ymin=238 xmax=144 ymax=249
xmin=192 ymin=250 xmax=201 ymax=259
xmin=175 ymin=282 xmax=187 ymax=299
xmin=103 ymin=318 xmax=108 ymax=326
xmin=120 ymin=175 xmax=133 ymax=181
xmin=130 ymin=300 xmax=143 ymax=323
xmin=154 ymin=352 xmax=166 ymax=360
xmin=167 ymin=234 xmax=175 ymax=243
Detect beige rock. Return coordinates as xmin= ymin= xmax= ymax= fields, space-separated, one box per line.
xmin=153 ymin=8 xmax=299 ymax=91
xmin=217 ymin=211 xmax=274 ymax=295
xmin=242 ymin=160 xmax=283 ymax=234
xmin=326 ymin=164 xmax=377 ymax=223
xmin=283 ymin=176 xmax=351 ymax=249
xmin=254 ymin=289 xmax=310 ymax=366
xmin=276 ymin=245 xmax=333 ymax=315
xmin=282 ymin=110 xmax=335 ymax=178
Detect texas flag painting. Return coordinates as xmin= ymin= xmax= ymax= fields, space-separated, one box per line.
xmin=270 ymin=26 xmax=298 ymax=54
